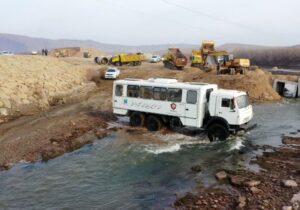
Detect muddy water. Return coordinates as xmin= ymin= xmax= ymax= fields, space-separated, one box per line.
xmin=0 ymin=100 xmax=299 ymax=210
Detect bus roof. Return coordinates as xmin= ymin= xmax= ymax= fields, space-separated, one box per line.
xmin=114 ymin=78 xmax=218 ymax=90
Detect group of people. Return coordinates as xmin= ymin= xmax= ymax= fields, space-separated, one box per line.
xmin=41 ymin=48 xmax=48 ymax=56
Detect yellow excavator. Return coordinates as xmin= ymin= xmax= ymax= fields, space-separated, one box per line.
xmin=190 ymin=40 xmax=250 ymax=74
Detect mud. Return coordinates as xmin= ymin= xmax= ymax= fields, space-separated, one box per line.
xmin=0 ymin=88 xmax=117 ymax=169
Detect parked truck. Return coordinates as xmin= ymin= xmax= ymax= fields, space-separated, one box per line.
xmin=163 ymin=48 xmax=188 ymax=70
xmin=113 ymin=78 xmax=254 ymax=141
xmin=110 ymin=53 xmax=145 ymax=66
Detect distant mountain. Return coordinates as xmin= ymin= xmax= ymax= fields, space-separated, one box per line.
xmin=291 ymin=44 xmax=300 ymax=49
xmin=0 ymin=33 xmax=299 ymax=54
xmin=0 ymin=33 xmax=198 ymax=54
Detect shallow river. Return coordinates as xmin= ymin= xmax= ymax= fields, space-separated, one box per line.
xmin=0 ymin=100 xmax=299 ymax=210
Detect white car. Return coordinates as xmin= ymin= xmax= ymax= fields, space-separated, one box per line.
xmin=104 ymin=67 xmax=120 ymax=79
xmin=150 ymin=55 xmax=161 ymax=63
xmin=0 ymin=51 xmax=14 ymax=56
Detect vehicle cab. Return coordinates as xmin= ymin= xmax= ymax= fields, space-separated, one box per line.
xmin=208 ymin=89 xmax=253 ymax=128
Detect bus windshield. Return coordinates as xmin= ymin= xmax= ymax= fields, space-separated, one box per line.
xmin=236 ymin=95 xmax=250 ymax=109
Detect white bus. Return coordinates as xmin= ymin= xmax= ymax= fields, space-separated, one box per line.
xmin=113 ymin=78 xmax=253 ymax=141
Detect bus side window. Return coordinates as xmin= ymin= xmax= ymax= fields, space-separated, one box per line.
xmin=127 ymin=85 xmax=140 ymax=98
xmin=187 ymin=90 xmax=197 ymax=104
xmin=167 ymin=88 xmax=182 ymax=102
xmin=153 ymin=87 xmax=167 ymax=100
xmin=140 ymin=86 xmax=153 ymax=99
xmin=115 ymin=85 xmax=123 ymax=96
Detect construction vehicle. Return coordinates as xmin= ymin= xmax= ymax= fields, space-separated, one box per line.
xmin=163 ymin=48 xmax=188 ymax=70
xmin=109 ymin=53 xmax=145 ymax=66
xmin=190 ymin=41 xmax=250 ymax=74
xmin=217 ymin=54 xmax=250 ymax=75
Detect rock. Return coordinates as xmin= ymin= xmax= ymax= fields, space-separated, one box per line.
xmin=283 ymin=134 xmax=300 ymax=144
xmin=291 ymin=192 xmax=300 ymax=203
xmin=0 ymin=162 xmax=13 ymax=170
xmin=282 ymin=180 xmax=298 ymax=187
xmin=215 ymin=171 xmax=228 ymax=181
xmin=245 ymin=180 xmax=261 ymax=187
xmin=191 ymin=165 xmax=202 ymax=173
xmin=282 ymin=206 xmax=292 ymax=210
xmin=230 ymin=175 xmax=247 ymax=186
xmin=94 ymin=130 xmax=107 ymax=139
xmin=250 ymin=186 xmax=262 ymax=194
xmin=0 ymin=108 xmax=9 ymax=116
xmin=41 ymin=146 xmax=66 ymax=161
xmin=70 ymin=138 xmax=93 ymax=150
xmin=238 ymin=196 xmax=246 ymax=208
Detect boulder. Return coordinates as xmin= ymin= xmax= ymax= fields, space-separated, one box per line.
xmin=282 ymin=206 xmax=292 ymax=210
xmin=282 ymin=180 xmax=298 ymax=187
xmin=215 ymin=171 xmax=228 ymax=181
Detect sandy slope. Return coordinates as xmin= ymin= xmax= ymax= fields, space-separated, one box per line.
xmin=0 ymin=55 xmax=97 ymax=119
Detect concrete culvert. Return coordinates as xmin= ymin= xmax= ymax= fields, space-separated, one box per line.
xmin=94 ymin=57 xmax=101 ymax=64
xmin=101 ymin=57 xmax=108 ymax=65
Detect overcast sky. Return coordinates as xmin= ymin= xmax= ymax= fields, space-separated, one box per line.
xmin=1 ymin=0 xmax=299 ymax=46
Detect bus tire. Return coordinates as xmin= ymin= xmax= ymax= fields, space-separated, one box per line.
xmin=130 ymin=112 xmax=145 ymax=127
xmin=145 ymin=115 xmax=162 ymax=131
xmin=169 ymin=117 xmax=182 ymax=131
xmin=207 ymin=123 xmax=229 ymax=141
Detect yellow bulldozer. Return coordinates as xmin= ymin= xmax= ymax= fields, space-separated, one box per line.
xmin=190 ymin=40 xmax=250 ymax=74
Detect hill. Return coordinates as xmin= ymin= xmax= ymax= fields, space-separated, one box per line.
xmin=0 ymin=33 xmax=198 ymax=54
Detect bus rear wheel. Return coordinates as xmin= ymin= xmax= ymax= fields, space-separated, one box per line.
xmin=145 ymin=115 xmax=162 ymax=131
xmin=207 ymin=123 xmax=229 ymax=141
xmin=130 ymin=112 xmax=145 ymax=127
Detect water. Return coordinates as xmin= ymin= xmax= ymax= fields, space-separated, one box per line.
xmin=0 ymin=100 xmax=299 ymax=210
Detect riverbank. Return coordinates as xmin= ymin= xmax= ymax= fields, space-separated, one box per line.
xmin=175 ymin=130 xmax=300 ymax=209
